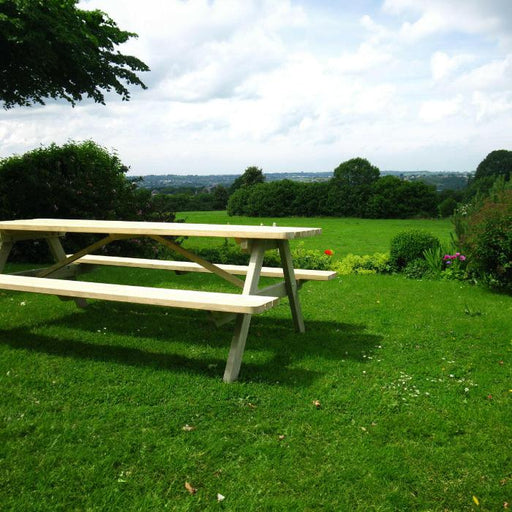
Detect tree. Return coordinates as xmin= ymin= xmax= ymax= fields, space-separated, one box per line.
xmin=0 ymin=0 xmax=149 ymax=108
xmin=332 ymin=157 xmax=380 ymax=186
xmin=474 ymin=150 xmax=512 ymax=182
xmin=327 ymin=158 xmax=380 ymax=216
xmin=230 ymin=166 xmax=265 ymax=193
xmin=211 ymin=185 xmax=229 ymax=210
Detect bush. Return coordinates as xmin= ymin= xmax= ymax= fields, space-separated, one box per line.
xmin=187 ymin=241 xmax=332 ymax=271
xmin=0 ymin=141 xmax=175 ymax=261
xmin=332 ymin=253 xmax=391 ymax=275
xmin=403 ymin=258 xmax=431 ymax=279
xmin=461 ymin=189 xmax=512 ymax=291
xmin=438 ymin=197 xmax=458 ymax=218
xmin=390 ymin=230 xmax=441 ymax=270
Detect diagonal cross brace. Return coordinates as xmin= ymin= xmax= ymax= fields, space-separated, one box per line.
xmin=150 ymin=235 xmax=245 ymax=289
xmin=37 ymin=234 xmax=132 ymax=278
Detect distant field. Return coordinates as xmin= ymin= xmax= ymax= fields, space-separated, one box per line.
xmin=178 ymin=211 xmax=454 ymax=256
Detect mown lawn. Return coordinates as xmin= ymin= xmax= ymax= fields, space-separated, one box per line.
xmin=0 ymin=216 xmax=511 ymax=511
xmin=178 ymin=211 xmax=454 ymax=256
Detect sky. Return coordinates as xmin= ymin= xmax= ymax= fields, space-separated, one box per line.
xmin=1 ymin=0 xmax=512 ymax=176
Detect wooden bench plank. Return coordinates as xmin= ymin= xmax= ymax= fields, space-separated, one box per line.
xmin=0 ymin=274 xmax=279 ymax=314
xmin=70 ymin=254 xmax=337 ymax=281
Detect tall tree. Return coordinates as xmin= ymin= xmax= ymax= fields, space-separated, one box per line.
xmin=332 ymin=157 xmax=380 ymax=187
xmin=328 ymin=157 xmax=380 ymax=216
xmin=230 ymin=166 xmax=265 ymax=193
xmin=474 ymin=150 xmax=512 ymax=182
xmin=0 ymin=0 xmax=149 ymax=108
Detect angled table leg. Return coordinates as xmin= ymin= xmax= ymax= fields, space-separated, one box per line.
xmin=223 ymin=241 xmax=266 ymax=383
xmin=46 ymin=236 xmax=88 ymax=309
xmin=278 ymin=240 xmax=305 ymax=333
xmin=0 ymin=241 xmax=13 ymax=273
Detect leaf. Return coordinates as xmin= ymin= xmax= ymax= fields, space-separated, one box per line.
xmin=312 ymin=400 xmax=321 ymax=409
xmin=185 ymin=482 xmax=197 ymax=495
xmin=217 ymin=493 xmax=225 ymax=502
xmin=182 ymin=424 xmax=196 ymax=432
xmin=473 ymin=495 xmax=480 ymax=506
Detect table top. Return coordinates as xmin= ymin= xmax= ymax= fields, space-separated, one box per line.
xmin=0 ymin=218 xmax=322 ymax=240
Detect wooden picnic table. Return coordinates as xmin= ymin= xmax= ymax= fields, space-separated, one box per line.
xmin=0 ymin=218 xmax=335 ymax=381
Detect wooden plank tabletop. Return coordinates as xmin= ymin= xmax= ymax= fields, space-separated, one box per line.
xmin=0 ymin=218 xmax=321 ymax=239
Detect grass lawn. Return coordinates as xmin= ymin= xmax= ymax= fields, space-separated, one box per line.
xmin=178 ymin=211 xmax=454 ymax=256
xmin=0 ymin=216 xmax=511 ymax=511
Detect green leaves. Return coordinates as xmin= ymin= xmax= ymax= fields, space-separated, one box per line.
xmin=0 ymin=0 xmax=149 ymax=108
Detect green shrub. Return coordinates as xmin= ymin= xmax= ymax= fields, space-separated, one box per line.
xmin=285 ymin=243 xmax=333 ymax=270
xmin=403 ymin=258 xmax=431 ymax=279
xmin=332 ymin=253 xmax=391 ymax=275
xmin=390 ymin=230 xmax=441 ymax=270
xmin=0 ymin=141 xmax=175 ymax=261
xmin=438 ymin=197 xmax=458 ymax=218
xmin=461 ymin=189 xmax=512 ymax=291
xmin=192 ymin=241 xmax=250 ymax=266
xmin=187 ymin=241 xmax=332 ymax=271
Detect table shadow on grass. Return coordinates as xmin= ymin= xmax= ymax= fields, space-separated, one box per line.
xmin=0 ymin=302 xmax=382 ymax=385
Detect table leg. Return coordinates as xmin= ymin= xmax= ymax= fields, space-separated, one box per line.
xmin=46 ymin=236 xmax=88 ymax=309
xmin=223 ymin=240 xmax=266 ymax=383
xmin=278 ymin=240 xmax=305 ymax=333
xmin=0 ymin=241 xmax=13 ymax=273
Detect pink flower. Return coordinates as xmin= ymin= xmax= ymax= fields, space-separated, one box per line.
xmin=459 ymin=255 xmax=466 ymax=261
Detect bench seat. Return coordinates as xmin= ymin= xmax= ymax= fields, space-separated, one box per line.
xmin=70 ymin=254 xmax=337 ymax=281
xmin=0 ymin=274 xmax=279 ymax=314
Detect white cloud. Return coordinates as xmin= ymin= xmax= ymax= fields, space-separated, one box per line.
xmin=382 ymin=0 xmax=507 ymax=42
xmin=329 ymin=42 xmax=394 ymax=74
xmin=430 ymin=51 xmax=472 ymax=82
xmin=453 ymin=54 xmax=512 ymax=91
xmin=418 ymin=95 xmax=464 ymax=122
xmin=1 ymin=0 xmax=512 ymax=174
xmin=472 ymin=91 xmax=512 ymax=121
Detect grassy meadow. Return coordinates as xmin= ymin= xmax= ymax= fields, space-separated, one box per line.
xmin=0 ymin=214 xmax=511 ymax=511
xmin=178 ymin=211 xmax=454 ymax=256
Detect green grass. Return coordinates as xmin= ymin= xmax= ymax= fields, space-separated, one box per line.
xmin=1 ymin=216 xmax=511 ymax=511
xmin=177 ymin=211 xmax=454 ymax=256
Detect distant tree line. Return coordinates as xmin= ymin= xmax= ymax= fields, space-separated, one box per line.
xmin=145 ymin=152 xmax=512 ymax=219
xmin=226 ymin=159 xmax=464 ymax=218
xmin=149 ymin=185 xmax=229 ymax=212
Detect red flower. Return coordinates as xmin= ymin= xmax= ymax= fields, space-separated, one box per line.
xmin=324 ymin=249 xmax=334 ymax=256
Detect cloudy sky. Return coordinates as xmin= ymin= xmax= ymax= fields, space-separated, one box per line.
xmin=1 ymin=0 xmax=511 ymax=176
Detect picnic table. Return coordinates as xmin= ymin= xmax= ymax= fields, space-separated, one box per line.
xmin=0 ymin=219 xmax=335 ymax=381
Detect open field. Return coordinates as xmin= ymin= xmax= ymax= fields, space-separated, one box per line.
xmin=178 ymin=211 xmax=454 ymax=255
xmin=1 ymin=215 xmax=511 ymax=511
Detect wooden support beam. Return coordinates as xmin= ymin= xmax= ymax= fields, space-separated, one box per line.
xmin=38 ymin=234 xmax=130 ymax=278
xmin=150 ymin=235 xmax=245 ymax=289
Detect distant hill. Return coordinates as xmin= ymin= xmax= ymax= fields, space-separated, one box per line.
xmin=134 ymin=170 xmax=471 ymax=192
